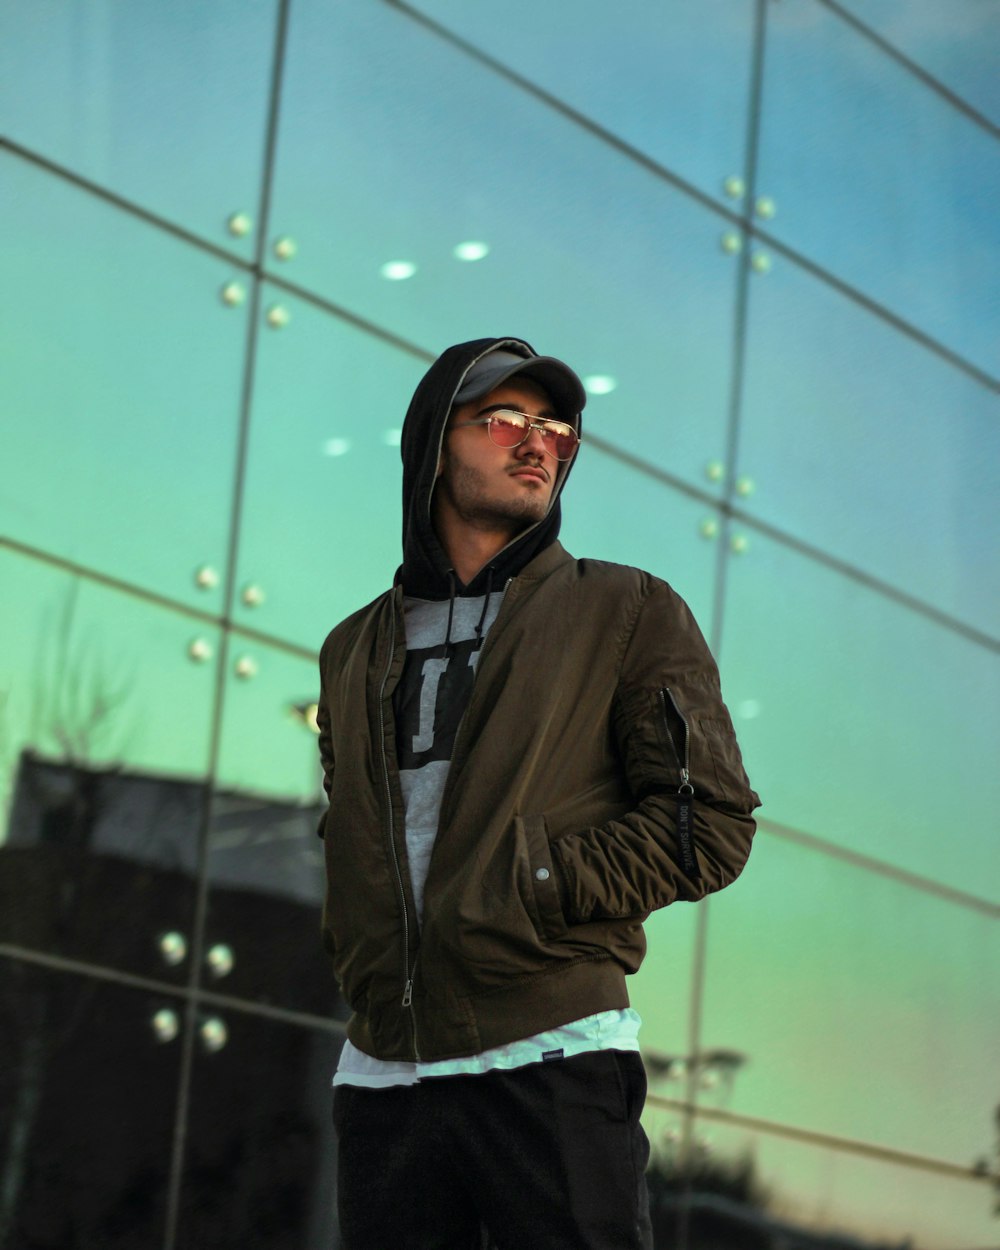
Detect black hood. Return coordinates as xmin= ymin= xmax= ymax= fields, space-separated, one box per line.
xmin=397 ymin=336 xmax=585 ymax=599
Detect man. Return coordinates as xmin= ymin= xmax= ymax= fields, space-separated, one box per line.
xmin=316 ymin=336 xmax=760 ymax=1249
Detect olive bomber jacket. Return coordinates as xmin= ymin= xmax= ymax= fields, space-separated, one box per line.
xmin=316 ymin=541 xmax=761 ymax=1062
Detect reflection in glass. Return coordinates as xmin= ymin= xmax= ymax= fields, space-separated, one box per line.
xmin=631 ymin=901 xmax=700 ymax=1110
xmin=269 ymin=0 xmax=740 ymax=491
xmin=0 ymin=552 xmax=218 ymax=978
xmin=0 ymin=0 xmax=275 ymax=251
xmin=0 ymin=962 xmax=181 ymax=1249
xmin=560 ymin=444 xmax=719 ymax=638
xmin=177 ymin=1011 xmax=342 ymax=1250
xmin=641 ymin=1112 xmax=997 ymax=1249
xmin=4 ymin=755 xmax=202 ymax=981
xmin=214 ymin=640 xmax=323 ymax=802
xmin=205 ymin=793 xmax=341 ymax=1018
xmin=404 ymin=0 xmax=755 ymax=203
xmin=738 ymin=255 xmax=1000 ymax=637
xmin=833 ymin=0 xmax=1000 ymax=127
xmin=719 ymin=532 xmax=1000 ymax=902
xmin=234 ymin=295 xmax=425 ymax=649
xmin=0 ymin=154 xmax=248 ymax=611
xmin=758 ymin=0 xmax=1000 ymax=376
xmin=701 ymin=834 xmax=999 ymax=1165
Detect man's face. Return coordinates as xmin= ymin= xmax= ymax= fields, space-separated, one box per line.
xmin=434 ymin=378 xmax=566 ymax=537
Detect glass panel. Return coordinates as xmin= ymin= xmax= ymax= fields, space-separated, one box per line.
xmin=403 ymin=0 xmax=756 ymax=205
xmin=717 ymin=531 xmax=1000 ymax=901
xmin=0 ymin=549 xmax=219 ymax=799
xmin=835 ymin=0 xmax=1000 ymax=127
xmin=0 ymin=152 xmax=249 ymax=613
xmin=0 ymin=0 xmax=276 ymax=254
xmin=269 ymin=0 xmax=740 ymax=491
xmin=203 ymin=793 xmax=341 ymax=1018
xmin=701 ymin=834 xmax=999 ymax=1165
xmin=639 ymin=1113 xmax=997 ymax=1249
xmin=0 ymin=960 xmax=182 ymax=1249
xmin=757 ymin=0 xmax=1000 ymax=378
xmin=631 ymin=903 xmax=699 ymax=1088
xmin=738 ymin=254 xmax=1000 ymax=638
xmin=0 ymin=547 xmax=218 ymax=979
xmin=178 ymin=1010 xmax=342 ymax=1249
xmin=560 ymin=448 xmax=720 ymax=634
xmin=233 ymin=294 xmax=426 ymax=649
xmin=207 ymin=640 xmax=339 ymax=1016
xmin=213 ymin=640 xmax=322 ymax=803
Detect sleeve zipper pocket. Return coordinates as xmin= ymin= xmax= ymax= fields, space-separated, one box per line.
xmin=660 ymin=688 xmax=701 ymax=880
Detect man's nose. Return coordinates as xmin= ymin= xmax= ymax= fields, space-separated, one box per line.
xmin=517 ymin=425 xmax=548 ymax=458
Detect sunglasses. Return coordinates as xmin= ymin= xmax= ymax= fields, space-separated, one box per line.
xmin=452 ymin=409 xmax=581 ymax=461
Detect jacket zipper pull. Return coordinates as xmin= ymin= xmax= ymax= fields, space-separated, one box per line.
xmin=676 ymin=770 xmax=700 ymax=880
xmin=402 ymin=979 xmax=414 ymax=1008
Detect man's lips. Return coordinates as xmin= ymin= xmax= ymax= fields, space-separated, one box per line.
xmin=509 ymin=465 xmax=549 ymax=484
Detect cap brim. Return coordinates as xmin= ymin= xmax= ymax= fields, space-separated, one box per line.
xmin=454 ymin=355 xmax=587 ymax=422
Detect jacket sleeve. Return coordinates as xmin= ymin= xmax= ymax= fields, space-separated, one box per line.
xmin=315 ymin=644 xmax=334 ymax=840
xmin=551 ymin=578 xmax=760 ymax=923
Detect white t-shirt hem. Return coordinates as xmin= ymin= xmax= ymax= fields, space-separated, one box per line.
xmin=333 ymin=1008 xmax=642 ymax=1088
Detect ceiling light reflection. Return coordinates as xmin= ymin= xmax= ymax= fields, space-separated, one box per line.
xmin=380 ymin=260 xmax=417 ymax=281
xmin=453 ymin=241 xmax=490 ymax=262
xmin=583 ymin=375 xmax=617 ymax=395
xmin=323 ymin=437 xmax=352 ymax=457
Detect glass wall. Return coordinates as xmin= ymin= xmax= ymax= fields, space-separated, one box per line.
xmin=2 ymin=1 xmax=997 ymax=1245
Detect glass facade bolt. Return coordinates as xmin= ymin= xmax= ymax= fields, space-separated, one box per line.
xmin=158 ymin=931 xmax=188 ymax=966
xmin=151 ymin=1008 xmax=180 ymax=1044
xmin=273 ymin=236 xmax=298 ymax=261
xmin=234 ymin=655 xmax=258 ymax=679
xmin=227 ymin=211 xmax=252 ymax=237
xmin=220 ymin=281 xmax=246 ymax=307
xmin=755 ymin=196 xmax=777 ymax=220
xmin=699 ymin=519 xmax=719 ymax=540
xmin=705 ymin=461 xmax=725 ymax=483
xmin=195 ymin=564 xmax=220 ymax=589
xmin=730 ymin=534 xmax=750 ymax=555
xmin=241 ymin=583 xmax=265 ymax=608
xmin=720 ymin=231 xmax=742 ymax=255
xmin=205 ymin=944 xmax=235 ymax=979
xmin=266 ymin=304 xmax=291 ymax=329
xmin=750 ymin=252 xmax=772 ymax=275
xmin=199 ymin=1017 xmax=228 ymax=1053
xmin=723 ymin=175 xmax=745 ymax=200
xmin=188 ymin=638 xmax=214 ymax=663
xmin=735 ymin=476 xmax=755 ymax=497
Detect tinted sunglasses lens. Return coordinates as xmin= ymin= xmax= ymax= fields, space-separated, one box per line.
xmin=489 ymin=413 xmax=529 ymax=446
xmin=550 ymin=427 xmax=578 ymax=460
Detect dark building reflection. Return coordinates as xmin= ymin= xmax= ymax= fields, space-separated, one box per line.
xmin=1 ymin=753 xmax=343 ymax=1249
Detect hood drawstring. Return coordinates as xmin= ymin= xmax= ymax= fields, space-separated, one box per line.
xmin=439 ymin=566 xmax=496 ymax=661
xmin=474 ymin=566 xmax=496 ymax=650
xmin=440 ymin=570 xmax=458 ymax=661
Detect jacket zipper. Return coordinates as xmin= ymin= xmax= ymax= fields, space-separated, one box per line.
xmin=660 ymin=688 xmax=701 ymax=880
xmin=377 ymin=601 xmax=421 ymax=1058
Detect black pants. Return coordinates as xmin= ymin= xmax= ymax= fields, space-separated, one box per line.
xmin=333 ymin=1049 xmax=652 ymax=1250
